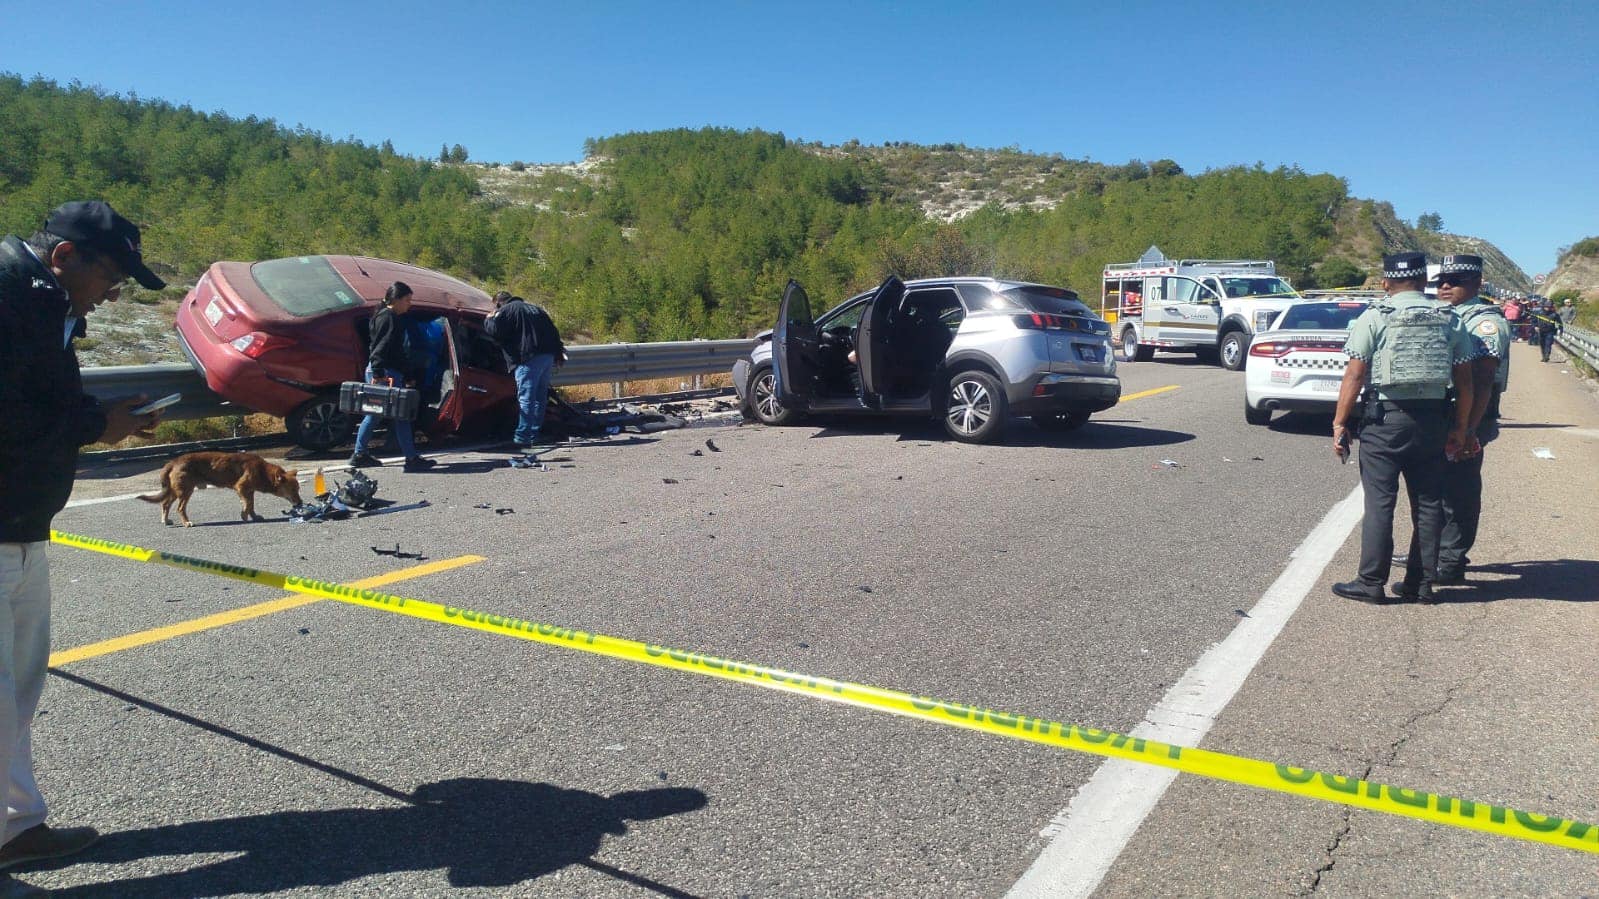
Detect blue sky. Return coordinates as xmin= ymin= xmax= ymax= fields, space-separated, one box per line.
xmin=5 ymin=0 xmax=1595 ymax=276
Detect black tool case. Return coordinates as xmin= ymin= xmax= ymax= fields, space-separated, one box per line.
xmin=338 ymin=381 xmax=420 ymax=420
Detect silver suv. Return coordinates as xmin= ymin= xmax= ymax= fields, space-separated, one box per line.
xmin=731 ymin=276 xmax=1120 ymax=443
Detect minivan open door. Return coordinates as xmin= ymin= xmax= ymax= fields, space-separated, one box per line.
xmin=854 ymin=275 xmax=905 ymax=409
xmin=774 ymin=279 xmax=819 ymax=411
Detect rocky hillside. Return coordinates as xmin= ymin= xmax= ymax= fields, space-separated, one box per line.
xmin=475 ymin=145 xmax=1534 ymax=294
xmin=825 ymin=145 xmax=1533 ymax=293
xmin=1544 ymin=240 xmax=1599 ymax=301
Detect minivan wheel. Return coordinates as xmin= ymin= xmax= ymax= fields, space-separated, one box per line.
xmin=944 ymin=370 xmax=1007 ymax=443
xmin=1220 ymin=331 xmax=1249 ymax=371
xmin=749 ymin=365 xmax=797 ymax=426
xmin=1033 ymin=411 xmax=1087 ymax=432
xmin=288 ymin=393 xmax=356 ymax=451
xmin=1122 ymin=328 xmax=1154 ymax=362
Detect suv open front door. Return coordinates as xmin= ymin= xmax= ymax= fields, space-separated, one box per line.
xmin=854 ymin=275 xmax=905 ymax=410
xmin=774 ymin=279 xmax=819 ymax=411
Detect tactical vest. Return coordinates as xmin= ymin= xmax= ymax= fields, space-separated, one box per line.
xmin=1370 ymin=304 xmax=1454 ymax=390
xmin=1457 ymin=301 xmax=1509 ymax=389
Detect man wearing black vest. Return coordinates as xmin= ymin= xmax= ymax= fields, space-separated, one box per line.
xmin=485 ymin=292 xmax=567 ymax=450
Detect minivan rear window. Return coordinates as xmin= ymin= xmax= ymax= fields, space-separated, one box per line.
xmin=251 ymin=257 xmax=363 ymax=317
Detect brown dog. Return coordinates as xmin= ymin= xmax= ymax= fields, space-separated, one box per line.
xmin=139 ymin=452 xmax=302 ymax=526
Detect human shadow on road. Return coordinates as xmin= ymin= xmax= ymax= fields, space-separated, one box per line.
xmin=1265 ymin=411 xmax=1335 ymax=435
xmin=35 ymin=778 xmax=708 ymax=898
xmin=1432 ymin=559 xmax=1599 ymax=604
xmin=38 ymin=670 xmax=709 ymax=898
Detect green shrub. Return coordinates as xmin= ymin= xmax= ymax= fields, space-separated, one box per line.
xmin=1313 ymin=258 xmax=1366 ymax=288
xmin=1563 ymin=237 xmax=1599 ymax=260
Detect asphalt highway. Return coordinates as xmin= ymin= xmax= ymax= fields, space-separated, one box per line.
xmin=21 ymin=344 xmax=1599 ymax=897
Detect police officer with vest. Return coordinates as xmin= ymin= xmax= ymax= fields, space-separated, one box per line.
xmin=1431 ymin=254 xmax=1507 ymax=583
xmin=1331 ymin=252 xmax=1479 ymax=603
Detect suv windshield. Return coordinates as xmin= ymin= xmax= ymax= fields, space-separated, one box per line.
xmin=999 ymin=286 xmax=1094 ymax=316
xmin=1220 ymin=277 xmax=1296 ymax=299
xmin=251 ymin=257 xmax=363 ymax=317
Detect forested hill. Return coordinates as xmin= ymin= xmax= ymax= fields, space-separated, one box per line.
xmin=0 ymin=76 xmax=1531 ymax=349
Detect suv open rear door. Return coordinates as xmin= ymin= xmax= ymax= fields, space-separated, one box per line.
xmin=774 ymin=280 xmax=819 ymax=411
xmin=854 ymin=275 xmax=905 ymax=409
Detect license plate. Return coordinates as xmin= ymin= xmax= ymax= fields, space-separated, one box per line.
xmin=1312 ymin=379 xmax=1341 ymax=392
xmin=1076 ymin=345 xmax=1101 ymax=362
xmin=204 ymin=298 xmax=224 ymax=327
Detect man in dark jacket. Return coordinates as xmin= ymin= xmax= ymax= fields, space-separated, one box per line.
xmin=484 ymin=292 xmax=566 ymax=448
xmin=0 ymin=201 xmax=166 ymax=879
xmin=348 ymin=282 xmax=436 ymax=472
xmin=1531 ymin=301 xmax=1562 ymax=362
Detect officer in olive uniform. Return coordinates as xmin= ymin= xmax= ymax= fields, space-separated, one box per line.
xmin=1431 ymin=254 xmax=1507 ymax=583
xmin=1331 ymin=252 xmax=1479 ymax=603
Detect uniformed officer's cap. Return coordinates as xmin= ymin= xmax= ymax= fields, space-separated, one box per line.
xmin=1382 ymin=252 xmax=1427 ymax=280
xmin=1437 ymin=254 xmax=1484 ymax=278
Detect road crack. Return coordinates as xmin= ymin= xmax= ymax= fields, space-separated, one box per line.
xmin=1301 ymin=617 xmax=1465 ymax=895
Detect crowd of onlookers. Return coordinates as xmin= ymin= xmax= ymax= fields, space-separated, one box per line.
xmin=1493 ymin=293 xmax=1580 ymax=359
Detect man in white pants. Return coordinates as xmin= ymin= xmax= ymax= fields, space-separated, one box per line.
xmin=0 ymin=202 xmax=165 ymax=891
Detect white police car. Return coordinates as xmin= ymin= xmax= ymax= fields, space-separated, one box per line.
xmin=1243 ymin=296 xmax=1375 ymax=425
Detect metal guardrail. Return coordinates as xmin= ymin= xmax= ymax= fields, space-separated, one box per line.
xmin=80 ymin=364 xmax=219 ymax=421
xmin=79 ymin=339 xmax=757 ymax=421
xmin=1556 ymin=323 xmax=1599 ymax=372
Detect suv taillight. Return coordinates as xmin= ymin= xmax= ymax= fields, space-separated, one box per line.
xmin=1016 ymin=313 xmax=1093 ymax=332
xmin=231 ymin=332 xmax=295 ymax=359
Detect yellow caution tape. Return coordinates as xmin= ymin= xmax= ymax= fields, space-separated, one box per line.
xmin=50 ymin=530 xmax=1599 ymax=855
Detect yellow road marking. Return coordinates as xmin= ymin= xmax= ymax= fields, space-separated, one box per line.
xmin=49 ymin=531 xmax=1599 ymax=855
xmin=1121 ymin=385 xmax=1180 ymax=402
xmin=49 ymin=554 xmax=484 ymax=667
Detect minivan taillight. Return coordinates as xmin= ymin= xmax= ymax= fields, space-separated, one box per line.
xmin=231 ymin=332 xmax=295 ymax=359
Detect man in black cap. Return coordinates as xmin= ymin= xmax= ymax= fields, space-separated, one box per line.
xmin=0 ymin=201 xmax=167 ymax=879
xmin=1330 ymin=252 xmax=1479 ymax=603
xmin=1424 ymin=255 xmax=1508 ymax=584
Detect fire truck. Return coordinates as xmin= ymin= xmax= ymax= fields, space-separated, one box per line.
xmin=1102 ymin=246 xmax=1300 ymax=370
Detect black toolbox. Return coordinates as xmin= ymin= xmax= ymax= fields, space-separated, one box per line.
xmin=338 ymin=381 xmax=420 ymax=420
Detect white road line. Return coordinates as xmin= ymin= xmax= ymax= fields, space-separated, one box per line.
xmin=1005 ymin=483 xmax=1365 ymax=899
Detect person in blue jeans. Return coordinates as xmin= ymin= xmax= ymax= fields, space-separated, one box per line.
xmin=484 ymin=292 xmax=566 ymax=449
xmin=349 ymin=282 xmax=435 ymax=472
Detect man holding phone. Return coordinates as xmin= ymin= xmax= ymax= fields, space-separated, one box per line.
xmin=0 ymin=201 xmax=167 ymax=883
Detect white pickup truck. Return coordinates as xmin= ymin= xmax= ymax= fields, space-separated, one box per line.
xmin=1102 ymin=247 xmax=1300 ymax=370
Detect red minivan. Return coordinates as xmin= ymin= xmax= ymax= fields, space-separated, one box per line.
xmin=175 ymin=255 xmax=518 ymax=450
